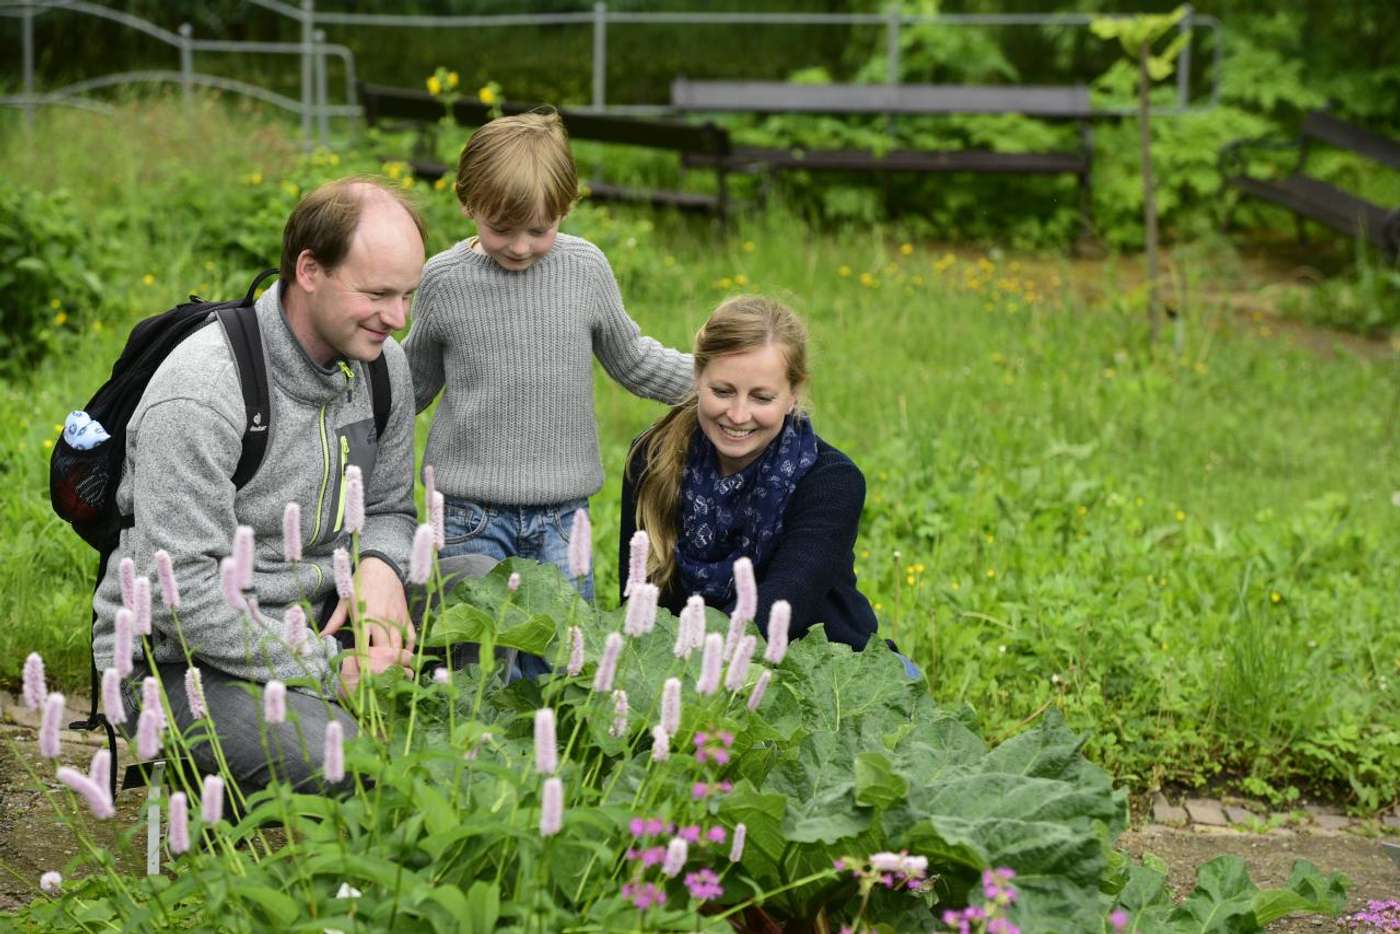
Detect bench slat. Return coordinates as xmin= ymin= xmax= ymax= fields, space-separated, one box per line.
xmin=685 ymin=146 xmax=1088 ymax=174
xmin=1302 ymin=111 xmax=1400 ymax=172
xmin=1229 ymin=174 xmax=1393 ymax=248
xmin=671 ymin=79 xmax=1094 ymax=118
xmin=406 ymin=159 xmax=719 ymax=212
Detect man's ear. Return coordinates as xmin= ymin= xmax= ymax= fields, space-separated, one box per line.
xmin=294 ymin=249 xmax=323 ymax=291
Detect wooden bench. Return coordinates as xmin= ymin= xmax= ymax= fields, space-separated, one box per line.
xmin=1220 ymin=110 xmax=1400 ymax=259
xmin=358 ymin=82 xmax=732 ymax=216
xmin=669 ymin=78 xmax=1095 ymax=230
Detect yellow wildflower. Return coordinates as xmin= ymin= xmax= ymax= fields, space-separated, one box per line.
xmin=734 ymin=274 xmax=749 ymax=287
xmin=446 ymin=71 xmax=460 ymax=90
xmin=53 ymin=311 xmax=68 ymax=327
xmin=899 ymin=242 xmax=913 ymax=256
xmin=859 ymin=272 xmax=876 ymax=288
xmin=663 ymin=255 xmax=676 ymax=267
xmin=837 ymin=265 xmax=852 ymax=278
xmin=245 ymin=171 xmax=263 ymax=186
xmin=911 ymin=275 xmax=924 ymax=286
xmin=743 ymin=241 xmax=755 ymax=253
xmin=281 ymin=180 xmax=300 ymax=197
xmin=950 ymin=580 xmax=960 ymax=591
xmin=479 ymin=85 xmax=497 ymax=105
xmin=426 ymin=75 xmax=442 ymax=96
xmin=434 ymin=176 xmax=447 ymax=190
xmin=142 ymin=273 xmax=156 ymax=286
xmin=49 ymin=297 xmax=61 ymax=309
xmin=985 ymin=568 xmax=996 ymax=578
xmin=42 ymin=439 xmax=53 ymax=450
xmin=717 ymin=277 xmax=733 ymax=290
xmin=1270 ymin=591 xmax=1282 ymax=604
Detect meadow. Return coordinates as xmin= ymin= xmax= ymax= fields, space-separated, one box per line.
xmin=2 ymin=95 xmax=1398 ymax=819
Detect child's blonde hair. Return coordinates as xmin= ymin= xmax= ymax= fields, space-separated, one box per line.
xmin=453 ymin=109 xmax=578 ymax=227
xmin=628 ymin=296 xmax=809 ymax=591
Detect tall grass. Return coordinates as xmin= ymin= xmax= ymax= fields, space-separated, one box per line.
xmin=3 ymin=96 xmax=1397 ymax=809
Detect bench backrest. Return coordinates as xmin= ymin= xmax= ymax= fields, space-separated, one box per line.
xmin=671 ymin=78 xmax=1094 ymax=118
xmin=359 ymin=82 xmax=730 ymax=156
xmin=1302 ymin=110 xmax=1400 ymax=172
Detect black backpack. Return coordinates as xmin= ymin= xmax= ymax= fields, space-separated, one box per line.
xmin=51 ymin=268 xmax=391 ymax=790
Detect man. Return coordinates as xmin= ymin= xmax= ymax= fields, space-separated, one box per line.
xmin=91 ymin=177 xmax=425 ymax=792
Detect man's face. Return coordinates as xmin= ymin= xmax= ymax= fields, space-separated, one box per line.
xmin=471 ymin=210 xmax=561 ymax=272
xmin=299 ymin=200 xmax=425 ymax=365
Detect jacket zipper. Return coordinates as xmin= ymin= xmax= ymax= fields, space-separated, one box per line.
xmin=308 ymin=404 xmax=330 ymax=546
xmin=333 ymin=434 xmax=350 ymax=532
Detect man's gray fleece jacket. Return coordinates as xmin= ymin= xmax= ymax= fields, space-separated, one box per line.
xmin=91 ymin=284 xmax=418 ymax=699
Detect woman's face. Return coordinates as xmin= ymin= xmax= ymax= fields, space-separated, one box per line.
xmin=696 ymin=343 xmax=797 ymax=476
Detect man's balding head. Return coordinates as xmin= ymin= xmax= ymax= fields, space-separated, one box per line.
xmin=280 ymin=177 xmax=427 ymax=286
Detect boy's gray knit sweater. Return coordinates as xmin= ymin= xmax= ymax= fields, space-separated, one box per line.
xmin=404 ymin=233 xmax=693 ymax=506
xmin=91 ymin=285 xmax=418 ymax=699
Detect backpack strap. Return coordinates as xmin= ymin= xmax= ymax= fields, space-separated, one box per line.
xmin=218 ymin=269 xmax=278 ymax=488
xmin=368 ymin=353 xmax=391 ymax=440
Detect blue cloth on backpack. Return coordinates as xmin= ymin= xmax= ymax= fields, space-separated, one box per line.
xmin=63 ymin=411 xmax=111 ymax=451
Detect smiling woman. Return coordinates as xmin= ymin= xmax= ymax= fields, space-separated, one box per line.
xmin=619 ymin=296 xmax=880 ymax=651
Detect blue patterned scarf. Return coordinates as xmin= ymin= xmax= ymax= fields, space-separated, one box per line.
xmin=675 ymin=414 xmax=819 ymax=606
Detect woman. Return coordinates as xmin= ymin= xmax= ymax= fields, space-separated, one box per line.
xmin=619 ymin=295 xmax=879 ymax=651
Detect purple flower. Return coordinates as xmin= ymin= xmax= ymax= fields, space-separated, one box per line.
xmin=56 ymin=765 xmax=114 ymax=819
xmin=610 ymin=690 xmax=629 ymax=739
xmin=284 ymin=604 xmax=309 ymax=656
xmin=282 ymin=501 xmax=302 ymax=562
xmin=119 ymin=556 xmax=136 ymax=610
xmin=133 ymin=576 xmax=151 ymax=636
xmin=729 ymin=822 xmax=746 ymax=862
xmin=332 ymin=548 xmax=354 ymax=600
xmin=114 ymin=608 xmax=134 ymax=677
xmin=660 ymin=677 xmax=681 ymax=735
xmin=706 ymin=825 xmax=727 ymax=844
xmin=185 ymin=667 xmax=207 ymax=719
xmin=430 ymin=491 xmax=445 ymax=551
xmin=201 ymin=775 xmax=224 ymax=823
xmin=696 ymin=632 xmax=724 ymax=696
xmin=39 ymin=871 xmax=61 ymax=894
xmin=629 ymin=816 xmax=646 ymax=837
xmin=232 ymin=525 xmax=255 ymax=590
xmin=324 ymin=720 xmax=345 ymax=783
xmin=623 ymin=582 xmax=659 ymax=637
xmin=747 ymin=669 xmax=772 ymax=712
xmin=567 ymin=508 xmax=591 ymax=579
xmin=507 ymin=572 xmax=521 ymax=592
xmin=732 ymin=556 xmax=756 ymax=621
xmin=343 ymin=465 xmax=364 ymax=535
xmin=684 ymin=867 xmax=723 ymax=902
xmin=22 ymin=652 xmax=45 ymax=711
xmin=678 ymin=824 xmax=701 ymax=844
xmin=764 ymin=600 xmax=790 ymax=663
xmin=624 ymin=530 xmax=649 ymax=597
xmin=220 ymin=557 xmax=246 ymax=612
xmin=101 ymin=667 xmax=126 ymax=725
xmin=651 ymin=725 xmax=670 ymax=762
xmin=264 ymin=680 xmax=287 ymax=724
xmin=539 ymin=777 xmax=563 ymax=836
xmin=565 ymin=626 xmax=585 ymax=676
xmin=592 ymin=632 xmax=622 ymax=693
xmin=1109 ymin=909 xmax=1129 ymax=932
xmin=534 ymin=708 xmax=558 ymax=774
xmin=621 ymin=880 xmax=666 ymax=910
xmin=39 ymin=692 xmax=64 ymax=758
xmin=408 ymin=523 xmax=433 ymax=584
xmin=662 ymin=836 xmax=688 ymax=877
xmin=137 ymin=707 xmax=162 ymax=759
xmin=142 ymin=676 xmax=165 ymax=733
xmin=692 ymin=782 xmax=709 ymax=800
xmin=168 ymin=792 xmax=190 ymax=854
xmin=154 ymin=549 xmax=180 ymax=609
xmin=725 ymin=634 xmax=757 ymax=692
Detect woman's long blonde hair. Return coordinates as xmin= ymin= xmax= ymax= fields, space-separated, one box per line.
xmin=629 ymin=295 xmax=809 ymax=591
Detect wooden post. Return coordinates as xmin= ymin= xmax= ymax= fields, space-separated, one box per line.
xmin=1139 ymin=41 xmax=1161 ymax=343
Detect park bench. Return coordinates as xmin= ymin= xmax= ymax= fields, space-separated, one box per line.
xmin=1219 ymin=110 xmax=1400 ymax=259
xmin=358 ymin=82 xmax=733 ymax=216
xmin=669 ymin=78 xmax=1096 ymax=230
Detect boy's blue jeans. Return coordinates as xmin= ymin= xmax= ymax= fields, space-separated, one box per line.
xmin=440 ymin=495 xmax=594 ymax=679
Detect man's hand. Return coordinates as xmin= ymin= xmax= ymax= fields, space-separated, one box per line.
xmin=321 ymin=556 xmax=415 ymax=651
xmin=339 ymin=646 xmax=416 ymax=699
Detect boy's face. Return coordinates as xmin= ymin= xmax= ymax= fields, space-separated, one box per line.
xmin=470 ymin=209 xmax=561 ymax=272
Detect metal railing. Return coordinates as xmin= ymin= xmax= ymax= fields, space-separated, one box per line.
xmin=3 ymin=0 xmax=1221 ymax=140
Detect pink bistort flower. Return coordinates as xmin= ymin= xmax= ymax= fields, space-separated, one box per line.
xmin=101 ymin=667 xmax=126 ymax=725
xmin=696 ymin=633 xmax=724 ymax=696
xmin=651 ymin=725 xmax=670 ymax=762
xmin=201 ymin=775 xmax=224 ymax=823
xmin=220 ymin=557 xmax=246 ymax=612
xmin=430 ymin=491 xmax=445 ymax=551
xmin=114 ymin=608 xmax=135 ymax=677
xmin=136 ymin=707 xmax=162 ymax=759
xmin=568 ymin=509 xmax=591 ymax=579
xmin=332 ymin=548 xmax=354 ymax=599
xmin=154 ymin=549 xmax=180 ymax=609
xmin=534 ymin=708 xmax=558 ymax=775
xmin=725 ymin=635 xmax=756 ymax=692
xmin=660 ymin=677 xmax=681 ymax=735
xmin=119 ymin=556 xmax=136 ymax=611
xmin=732 ymin=557 xmax=756 ymax=622
xmin=729 ymin=822 xmax=747 ymax=862
xmin=263 ymin=680 xmax=287 ymax=724
xmin=409 ymin=523 xmax=434 ymax=584
xmin=39 ymin=871 xmax=61 ymax=894
xmin=747 ymin=669 xmax=772 ymax=712
xmin=282 ymin=502 xmax=302 ymax=562
xmin=232 ymin=525 xmax=255 ymax=590
xmin=540 ymin=777 xmax=563 ymax=836
xmin=343 ymin=465 xmax=364 ymax=535
xmin=39 ymin=692 xmax=64 ymax=759
xmin=764 ymin=600 xmax=790 ymax=664
xmin=662 ymin=837 xmax=688 ymax=877
xmin=142 ymin=676 xmax=165 ymax=732
xmin=133 ymin=576 xmax=151 ymax=636
xmin=593 ymin=632 xmax=622 ymax=693
xmin=185 ymin=667 xmax=207 ymax=719
xmin=56 ymin=764 xmax=114 ymax=819
xmin=624 ymin=530 xmax=649 ymax=597
xmin=324 ymin=720 xmax=345 ymax=783
xmin=168 ymin=792 xmax=190 ymax=854
xmin=22 ymin=652 xmax=45 ymax=711
xmin=566 ymin=625 xmax=585 ymax=676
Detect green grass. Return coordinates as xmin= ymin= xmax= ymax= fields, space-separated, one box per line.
xmin=3 ymin=96 xmax=1398 ymax=812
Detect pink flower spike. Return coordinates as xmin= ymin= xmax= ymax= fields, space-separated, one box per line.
xmin=232 ymin=525 xmax=255 ymax=590
xmin=154 ymin=549 xmax=180 ymax=609
xmin=422 ymin=463 xmax=435 ymax=503
xmin=22 ymin=653 xmax=46 ymax=711
xmin=185 ymin=667 xmax=207 ymax=719
xmin=430 ymin=491 xmax=445 ymax=551
xmin=732 ymin=556 xmax=756 ymax=621
xmin=89 ymin=746 xmax=111 ymax=794
xmin=142 ymin=676 xmax=165 ymax=732
xmin=282 ymin=501 xmax=302 ymax=562
xmin=507 ymin=572 xmax=521 ymax=592
xmin=343 ymin=465 xmax=364 ymax=535
xmin=332 ymin=548 xmax=354 ymax=599
xmin=264 ymin=680 xmax=287 ymax=724
xmin=567 ymin=508 xmax=591 ymax=580
xmin=534 ymin=708 xmax=558 ymax=775
xmin=113 ymin=608 xmax=135 ymax=677
xmin=220 ymin=557 xmax=246 ymax=612
xmin=101 ymin=668 xmax=126 ymax=725
xmin=764 ymin=600 xmax=790 ymax=664
xmin=201 ymin=775 xmax=224 ymax=823
xmin=56 ymin=766 xmax=114 ymax=819
xmin=661 ymin=677 xmax=681 ymax=735
xmin=133 ymin=576 xmax=151 ymax=636
xmin=565 ymin=626 xmax=585 ymax=676
xmin=168 ymin=792 xmax=190 ymax=854
xmin=324 ymin=719 xmax=345 ymax=783
xmin=747 ymin=669 xmax=772 ymax=712
xmin=624 ymin=529 xmax=649 ymax=597
xmin=284 ymin=604 xmax=308 ymax=656
xmin=39 ymin=871 xmax=61 ymax=894
xmin=409 ymin=523 xmax=434 ymax=584
xmin=662 ymin=837 xmax=688 ymax=877
xmin=39 ymin=692 xmax=64 ymax=759
xmin=592 ymin=632 xmax=622 ymax=693
xmin=137 ymin=707 xmax=162 ymax=759
xmin=722 ymin=608 xmax=745 ymax=662
xmin=539 ymin=776 xmax=563 ymax=836
xmin=609 ymin=690 xmax=629 ymax=739
xmin=696 ymin=633 xmax=724 ymax=696
xmin=624 ymin=583 xmax=659 ymax=637
xmin=651 ymin=725 xmax=670 ymax=762
xmin=729 ymin=822 xmax=746 ymax=862
xmin=725 ymin=634 xmax=757 ymax=693
xmin=119 ymin=556 xmax=136 ymax=610
xmin=675 ymin=596 xmax=704 ymax=658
